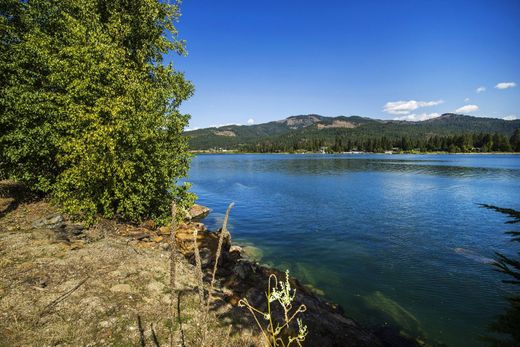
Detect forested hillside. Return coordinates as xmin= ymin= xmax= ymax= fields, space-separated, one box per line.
xmin=186 ymin=114 xmax=520 ymax=153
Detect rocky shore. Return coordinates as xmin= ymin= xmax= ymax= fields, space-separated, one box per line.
xmin=0 ymin=181 xmax=423 ymax=346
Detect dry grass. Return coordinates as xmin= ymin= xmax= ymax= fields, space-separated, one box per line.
xmin=0 ymin=194 xmax=263 ymax=347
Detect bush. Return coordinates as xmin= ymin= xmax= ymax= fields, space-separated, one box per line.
xmin=0 ymin=0 xmax=194 ymax=224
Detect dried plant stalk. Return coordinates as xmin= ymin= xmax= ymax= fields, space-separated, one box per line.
xmin=208 ymin=202 xmax=234 ymax=311
xmin=239 ymin=271 xmax=308 ymax=347
xmin=193 ymin=228 xmax=205 ymax=307
xmin=193 ymin=226 xmax=206 ymax=346
xmin=169 ymin=202 xmax=177 ymax=347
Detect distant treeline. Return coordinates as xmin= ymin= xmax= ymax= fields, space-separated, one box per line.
xmin=237 ymin=129 xmax=520 ymax=153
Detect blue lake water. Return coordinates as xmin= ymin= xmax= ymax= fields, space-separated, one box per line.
xmin=186 ymin=154 xmax=520 ymax=346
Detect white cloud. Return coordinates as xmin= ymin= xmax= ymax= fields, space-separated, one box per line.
xmin=503 ymin=115 xmax=518 ymax=121
xmin=495 ymin=82 xmax=516 ymax=90
xmin=464 ymin=98 xmax=470 ymax=102
xmin=455 ymin=104 xmax=479 ymax=113
xmin=383 ymin=99 xmax=444 ymax=115
xmin=210 ymin=123 xmax=241 ymax=128
xmin=476 ymin=86 xmax=486 ymax=93
xmin=247 ymin=118 xmax=255 ymax=125
xmin=393 ymin=113 xmax=441 ymax=122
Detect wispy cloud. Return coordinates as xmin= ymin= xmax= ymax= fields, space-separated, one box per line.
xmin=503 ymin=115 xmax=518 ymax=121
xmin=455 ymin=104 xmax=479 ymax=113
xmin=464 ymin=97 xmax=470 ymax=102
xmin=495 ymin=82 xmax=516 ymax=90
xmin=476 ymin=86 xmax=486 ymax=93
xmin=247 ymin=118 xmax=255 ymax=125
xmin=383 ymin=99 xmax=444 ymax=115
xmin=393 ymin=113 xmax=441 ymax=122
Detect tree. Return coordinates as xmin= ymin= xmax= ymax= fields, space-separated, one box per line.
xmin=510 ymin=129 xmax=520 ymax=152
xmin=0 ymin=0 xmax=194 ymax=224
xmin=480 ymin=205 xmax=520 ymax=346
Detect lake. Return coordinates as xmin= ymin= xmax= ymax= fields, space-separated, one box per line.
xmin=187 ymin=153 xmax=520 ymax=346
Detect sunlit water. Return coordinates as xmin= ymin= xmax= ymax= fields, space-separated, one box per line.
xmin=186 ymin=154 xmax=520 ymax=346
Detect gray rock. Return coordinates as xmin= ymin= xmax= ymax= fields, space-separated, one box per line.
xmin=64 ymin=223 xmax=84 ymax=235
xmin=32 ymin=214 xmax=64 ymax=229
xmin=188 ymin=204 xmax=211 ymax=220
xmin=232 ymin=261 xmax=253 ymax=280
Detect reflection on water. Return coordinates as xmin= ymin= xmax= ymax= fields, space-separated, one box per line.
xmin=187 ymin=154 xmax=520 ymax=347
xmin=194 ymin=155 xmax=520 ymax=179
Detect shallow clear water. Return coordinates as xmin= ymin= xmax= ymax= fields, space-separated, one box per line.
xmin=187 ymin=154 xmax=520 ymax=346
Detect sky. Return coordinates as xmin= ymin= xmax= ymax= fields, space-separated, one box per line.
xmin=167 ymin=0 xmax=520 ymax=129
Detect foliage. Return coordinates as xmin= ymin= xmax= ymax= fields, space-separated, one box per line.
xmin=480 ymin=204 xmax=520 ymax=346
xmin=510 ymin=129 xmax=520 ymax=152
xmin=0 ymin=0 xmax=194 ymax=224
xmin=239 ymin=270 xmax=308 ymax=347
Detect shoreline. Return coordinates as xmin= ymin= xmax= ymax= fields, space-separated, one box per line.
xmin=0 ymin=184 xmax=425 ymax=346
xmin=190 ymin=150 xmax=520 ymax=155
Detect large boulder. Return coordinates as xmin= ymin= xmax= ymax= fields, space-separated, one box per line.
xmin=32 ymin=213 xmax=64 ymax=229
xmin=188 ymin=204 xmax=211 ymax=220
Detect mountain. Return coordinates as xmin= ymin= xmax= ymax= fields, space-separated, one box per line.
xmin=185 ymin=114 xmax=520 ymax=151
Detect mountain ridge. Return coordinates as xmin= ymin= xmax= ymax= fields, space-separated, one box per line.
xmin=185 ymin=113 xmax=520 ymax=151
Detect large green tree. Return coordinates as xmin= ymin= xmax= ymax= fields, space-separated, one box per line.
xmin=0 ymin=0 xmax=194 ymax=223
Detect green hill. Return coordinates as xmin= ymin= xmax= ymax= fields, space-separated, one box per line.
xmin=185 ymin=114 xmax=520 ymax=152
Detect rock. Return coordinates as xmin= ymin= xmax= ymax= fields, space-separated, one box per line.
xmin=189 ymin=247 xmax=213 ymax=268
xmin=70 ymin=241 xmax=85 ymax=250
xmin=232 ymin=261 xmax=253 ymax=280
xmin=127 ymin=229 xmax=150 ymax=240
xmin=158 ymin=226 xmax=170 ymax=236
xmin=362 ymin=291 xmax=424 ymax=339
xmin=63 ymin=223 xmax=84 ymax=235
xmin=227 ymin=295 xmax=240 ymax=306
xmin=242 ymin=245 xmax=263 ymax=262
xmin=51 ymin=229 xmax=71 ymax=244
xmin=140 ymin=220 xmax=156 ymax=230
xmin=229 ymin=245 xmax=243 ymax=254
xmin=32 ymin=213 xmax=64 ymax=229
xmin=152 ymin=236 xmax=163 ymax=243
xmin=110 ymin=284 xmax=133 ymax=293
xmin=245 ymin=287 xmax=264 ymax=307
xmin=188 ymin=204 xmax=211 ymax=220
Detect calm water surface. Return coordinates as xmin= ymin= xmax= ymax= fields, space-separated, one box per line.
xmin=187 ymin=154 xmax=520 ymax=346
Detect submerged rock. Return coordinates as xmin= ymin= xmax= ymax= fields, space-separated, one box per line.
xmin=454 ymin=247 xmax=494 ymax=264
xmin=241 ymin=245 xmax=263 ymax=262
xmin=362 ymin=291 xmax=424 ymax=339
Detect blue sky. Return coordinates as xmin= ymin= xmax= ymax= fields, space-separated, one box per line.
xmin=168 ymin=0 xmax=520 ymax=129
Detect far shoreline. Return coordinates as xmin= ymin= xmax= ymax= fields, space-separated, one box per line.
xmin=190 ymin=150 xmax=520 ymax=155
